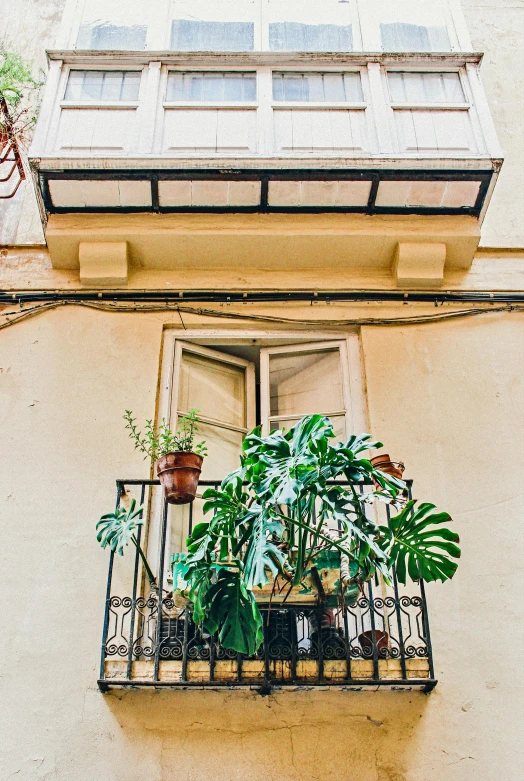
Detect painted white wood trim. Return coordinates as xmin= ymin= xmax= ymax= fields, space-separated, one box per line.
xmin=367 ymin=63 xmax=393 ymax=154
xmin=29 ymin=60 xmax=63 ymax=156
xmin=448 ymin=0 xmax=473 ymax=52
xmin=465 ymin=62 xmax=504 ymax=159
xmin=56 ymin=0 xmax=83 ymax=49
xmin=138 ymin=62 xmax=161 ymax=154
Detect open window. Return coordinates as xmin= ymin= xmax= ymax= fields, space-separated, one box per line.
xmin=153 ymin=335 xmax=363 ymax=568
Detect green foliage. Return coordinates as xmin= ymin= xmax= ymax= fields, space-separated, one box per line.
xmin=0 ymin=50 xmax=45 ymax=145
xmin=96 ymin=498 xmax=155 ymax=585
xmin=124 ymin=408 xmax=208 ymax=461
xmin=379 ymin=501 xmax=461 ymax=584
xmin=183 ymin=415 xmax=460 ymax=655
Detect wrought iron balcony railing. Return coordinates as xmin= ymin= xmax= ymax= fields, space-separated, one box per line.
xmin=98 ymin=479 xmax=436 ymax=693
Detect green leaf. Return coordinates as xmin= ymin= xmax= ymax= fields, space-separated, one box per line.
xmin=96 ymin=499 xmax=144 ymax=556
xmin=243 ymin=507 xmax=287 ymax=589
xmin=204 ymin=568 xmax=263 ymax=656
xmin=380 ymin=501 xmax=461 ymax=584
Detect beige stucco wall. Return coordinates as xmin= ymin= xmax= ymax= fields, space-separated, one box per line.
xmin=0 ymin=304 xmax=523 ymax=780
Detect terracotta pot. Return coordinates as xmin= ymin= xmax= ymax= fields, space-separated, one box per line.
xmin=156 ymin=451 xmax=203 ymax=505
xmin=370 ymin=454 xmax=405 ymax=489
xmin=358 ymin=629 xmax=389 ymax=656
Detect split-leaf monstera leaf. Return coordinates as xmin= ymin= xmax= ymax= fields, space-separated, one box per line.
xmin=180 ymin=415 xmax=460 ymax=655
xmin=96 ymin=499 xmax=155 ymax=586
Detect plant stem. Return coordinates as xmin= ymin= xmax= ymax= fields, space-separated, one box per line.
xmin=131 ymin=534 xmax=156 ymax=586
xmin=272 ymin=510 xmax=353 ymax=560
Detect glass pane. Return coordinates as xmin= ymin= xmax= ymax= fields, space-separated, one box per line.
xmin=171 ymin=20 xmax=254 ymax=51
xmin=375 ymin=1 xmax=452 ymax=53
xmin=197 ymin=422 xmax=244 ymax=480
xmin=268 ymin=1 xmax=352 ymax=52
xmin=167 ymin=72 xmax=256 ymax=101
xmin=273 ymin=72 xmax=363 ymax=102
xmin=178 ymin=352 xmax=246 ymax=427
xmin=171 ymin=0 xmax=257 ymax=51
xmin=76 ymin=0 xmax=148 ymax=50
xmin=120 ymin=72 xmax=141 ymax=101
xmin=82 ymin=71 xmax=104 ymax=100
xmin=64 ymin=71 xmax=85 ymax=100
xmin=270 ymin=414 xmax=346 ymax=442
xmin=100 ymin=71 xmax=122 ymax=101
xmin=269 ymin=349 xmax=344 ymax=417
xmin=64 ymin=71 xmax=140 ymax=102
xmin=388 ymin=72 xmax=464 ymax=103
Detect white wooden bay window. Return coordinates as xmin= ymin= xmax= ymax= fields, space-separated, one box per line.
xmin=386 ymin=69 xmax=479 ymax=156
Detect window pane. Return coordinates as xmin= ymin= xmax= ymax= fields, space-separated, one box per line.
xmin=75 ymin=0 xmax=148 ymax=50
xmin=268 ymin=1 xmax=353 ymax=52
xmin=170 ymin=19 xmax=254 ymax=51
xmin=179 ymin=352 xmax=246 ymax=427
xmin=64 ymin=70 xmax=84 ymax=101
xmin=270 ymin=415 xmax=346 ymax=442
xmin=100 ymin=71 xmax=122 ymax=101
xmin=64 ymin=71 xmax=140 ymax=102
xmin=120 ymin=72 xmax=142 ymax=101
xmin=269 ymin=22 xmax=352 ymax=52
xmin=269 ymin=349 xmax=344 ymax=417
xmin=82 ymin=71 xmax=104 ymax=100
xmin=272 ymin=72 xmax=363 ymax=102
xmin=374 ymin=1 xmax=452 ymax=52
xmin=381 ymin=23 xmax=451 ymax=53
xmin=167 ymin=72 xmax=256 ymax=102
xmin=170 ymin=1 xmax=257 ymax=51
xmin=388 ymin=72 xmax=464 ymax=103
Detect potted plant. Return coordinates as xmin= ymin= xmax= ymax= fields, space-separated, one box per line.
xmin=124 ymin=408 xmax=207 ymax=504
xmin=179 ymin=414 xmax=460 ymax=656
xmin=370 ymin=453 xmax=405 ymax=490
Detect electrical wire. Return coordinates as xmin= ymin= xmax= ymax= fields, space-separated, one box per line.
xmin=0 ymin=298 xmax=522 ymax=332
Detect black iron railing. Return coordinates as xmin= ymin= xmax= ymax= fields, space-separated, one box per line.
xmin=98 ymin=479 xmax=436 ymax=692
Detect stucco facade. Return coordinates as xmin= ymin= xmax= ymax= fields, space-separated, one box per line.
xmin=1 ymin=2 xmax=523 ymax=780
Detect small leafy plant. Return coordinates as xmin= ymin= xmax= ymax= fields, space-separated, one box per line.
xmin=182 ymin=415 xmax=460 ymax=656
xmin=96 ymin=499 xmax=156 ymax=587
xmin=0 ymin=49 xmax=45 ymax=149
xmin=124 ymin=408 xmax=207 ymax=461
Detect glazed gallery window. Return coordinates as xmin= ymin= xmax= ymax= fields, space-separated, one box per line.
xmin=267 ymin=0 xmax=353 ymax=52
xmin=170 ymin=1 xmax=257 ymax=51
xmin=166 ymin=72 xmax=257 ymax=102
xmin=388 ymin=71 xmax=465 ymax=104
xmin=169 ymin=0 xmax=353 ymax=52
xmin=272 ymin=71 xmax=363 ymax=103
xmin=372 ymin=0 xmax=453 ymax=51
xmin=75 ymin=0 xmax=148 ymax=50
xmin=64 ymin=71 xmax=141 ymax=102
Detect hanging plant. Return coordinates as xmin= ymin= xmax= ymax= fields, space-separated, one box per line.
xmin=181 ymin=415 xmax=461 ymax=656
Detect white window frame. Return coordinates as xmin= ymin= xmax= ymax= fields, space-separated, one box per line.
xmin=59 ymin=66 xmax=145 ymax=110
xmin=146 ymin=329 xmax=367 ymax=574
xmin=382 ymin=65 xmax=486 ymax=156
xmin=260 ymin=340 xmax=354 ymax=437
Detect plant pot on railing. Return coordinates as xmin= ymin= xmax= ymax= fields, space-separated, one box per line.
xmin=358 ymin=629 xmax=389 ymax=657
xmin=157 ymin=451 xmax=203 ymax=505
xmin=123 ymin=408 xmax=208 ymax=506
xmin=370 ymin=454 xmax=405 ymax=490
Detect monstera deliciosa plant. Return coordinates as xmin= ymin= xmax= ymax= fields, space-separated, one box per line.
xmin=181 ymin=415 xmax=460 ymax=656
